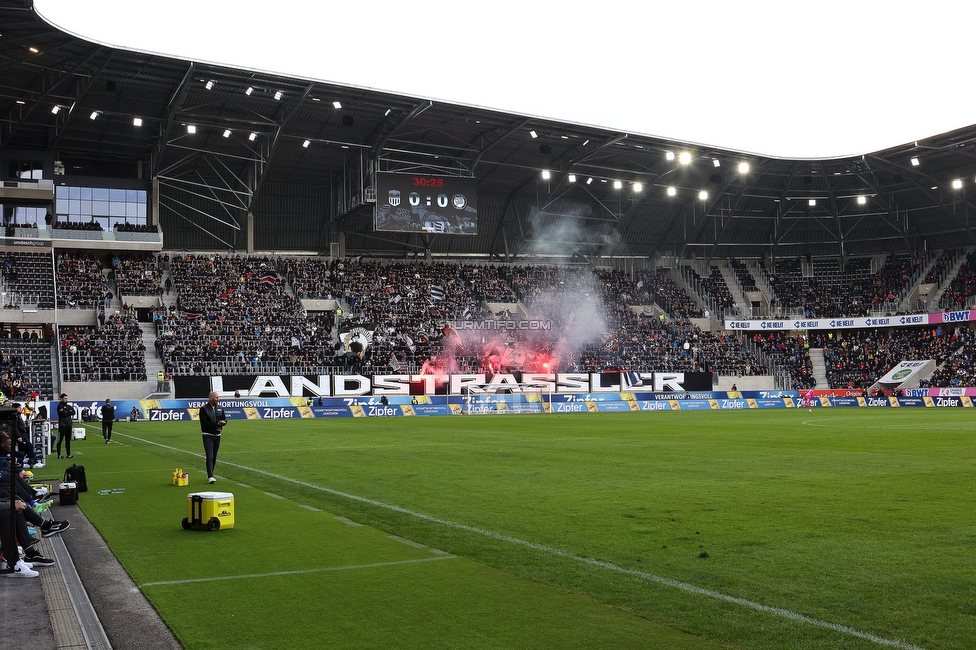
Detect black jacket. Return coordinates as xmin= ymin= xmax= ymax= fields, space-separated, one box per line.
xmin=57 ymin=401 xmax=75 ymax=427
xmin=199 ymin=403 xmax=225 ymax=435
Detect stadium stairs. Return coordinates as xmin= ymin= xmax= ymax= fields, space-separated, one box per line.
xmin=140 ymin=322 xmax=167 ymax=397
xmin=895 ymin=251 xmax=945 ymax=313
xmin=808 ymin=348 xmax=828 ymax=389
xmin=928 ymin=247 xmax=973 ymax=310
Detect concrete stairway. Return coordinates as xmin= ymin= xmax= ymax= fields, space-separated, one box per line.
xmin=807 ymin=347 xmax=828 ymax=389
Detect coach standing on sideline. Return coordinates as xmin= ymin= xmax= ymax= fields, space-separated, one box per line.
xmin=101 ymin=398 xmax=116 ymax=443
xmin=199 ymin=391 xmax=227 ymax=484
xmin=56 ymin=393 xmax=75 ymax=459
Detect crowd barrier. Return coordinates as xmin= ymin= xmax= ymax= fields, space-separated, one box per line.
xmin=42 ymin=389 xmax=973 ymax=423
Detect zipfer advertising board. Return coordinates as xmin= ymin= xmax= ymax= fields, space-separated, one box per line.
xmin=44 ymin=390 xmax=971 ymax=424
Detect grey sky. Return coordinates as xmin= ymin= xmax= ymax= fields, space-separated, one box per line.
xmin=34 ymin=0 xmax=976 ymax=158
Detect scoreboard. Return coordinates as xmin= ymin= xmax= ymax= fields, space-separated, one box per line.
xmin=375 ymin=172 xmax=477 ymax=235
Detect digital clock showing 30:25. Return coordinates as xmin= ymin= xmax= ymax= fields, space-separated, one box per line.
xmin=411 ymin=176 xmax=444 ymax=188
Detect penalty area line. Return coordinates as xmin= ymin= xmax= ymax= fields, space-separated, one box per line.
xmin=121 ymin=432 xmax=924 ymax=650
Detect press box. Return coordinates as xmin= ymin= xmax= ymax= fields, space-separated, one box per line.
xmin=182 ymin=491 xmax=235 ymax=531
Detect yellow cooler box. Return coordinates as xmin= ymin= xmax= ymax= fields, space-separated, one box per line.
xmin=182 ymin=491 xmax=235 ymax=531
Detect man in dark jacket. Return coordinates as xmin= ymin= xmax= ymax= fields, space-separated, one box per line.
xmin=56 ymin=393 xmax=75 ymax=459
xmin=199 ymin=391 xmax=226 ymax=484
xmin=10 ymin=403 xmax=35 ymax=467
xmin=101 ymin=398 xmax=116 ymax=443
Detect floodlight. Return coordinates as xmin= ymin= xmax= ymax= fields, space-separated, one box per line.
xmin=568 ymin=174 xmax=576 ymax=183
xmin=245 ymin=86 xmax=254 ymax=96
xmin=633 ymin=182 xmax=643 ymax=193
xmin=223 ymin=129 xmax=231 ymax=138
xmin=29 ymin=46 xmax=39 ymax=53
xmin=910 ymin=157 xmax=919 ymax=166
xmin=51 ymin=105 xmax=60 ymax=114
xmin=89 ymin=111 xmax=98 ymax=120
xmin=333 ymin=101 xmax=342 ymax=109
xmin=678 ymin=152 xmax=692 ymax=165
xmin=738 ymin=162 xmax=750 ymax=174
xmin=665 ymin=151 xmax=675 ymax=161
xmin=586 ymin=177 xmax=593 ymax=185
xmin=187 ymin=125 xmax=196 ymax=134
xmin=857 ymin=196 xmax=867 ymax=205
xmin=205 ymin=80 xmax=214 ymax=90
xmin=712 ymin=159 xmax=721 ymax=167
xmin=808 ymin=199 xmax=817 ymax=206
xmin=249 ymin=132 xmax=257 ymax=141
xmin=274 ymin=91 xmax=283 ymax=101
xmin=133 ymin=117 xmax=142 ymax=126
xmin=529 ymin=130 xmax=538 ymax=139
xmin=952 ymin=179 xmax=963 ymax=189
xmin=699 ymin=190 xmax=708 ymax=200
xmin=667 ymin=186 xmax=677 ymax=196
xmin=613 ymin=180 xmax=622 ymax=189
xmin=302 ymin=139 xmax=310 ymax=148
xmin=541 ymin=170 xmax=551 ymax=180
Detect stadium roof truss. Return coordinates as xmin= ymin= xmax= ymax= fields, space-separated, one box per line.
xmin=3 ymin=0 xmax=976 ymax=261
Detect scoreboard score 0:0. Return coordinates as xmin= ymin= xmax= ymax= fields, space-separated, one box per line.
xmin=375 ymin=172 xmax=478 ymax=235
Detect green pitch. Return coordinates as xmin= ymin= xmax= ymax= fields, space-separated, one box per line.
xmin=64 ymin=409 xmax=975 ymax=649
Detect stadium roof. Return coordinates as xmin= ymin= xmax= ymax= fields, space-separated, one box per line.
xmin=3 ymin=0 xmax=976 ymax=262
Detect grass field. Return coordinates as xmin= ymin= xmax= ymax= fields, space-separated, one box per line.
xmin=55 ymin=409 xmax=976 ymax=649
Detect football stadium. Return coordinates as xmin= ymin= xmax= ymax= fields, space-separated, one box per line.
xmin=2 ymin=2 xmax=976 ymax=649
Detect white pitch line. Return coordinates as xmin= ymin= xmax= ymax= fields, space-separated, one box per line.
xmin=138 ymin=556 xmax=456 ymax=588
xmin=118 ymin=431 xmax=925 ymax=650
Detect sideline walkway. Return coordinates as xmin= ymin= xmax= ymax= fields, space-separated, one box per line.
xmin=1 ymin=501 xmax=182 ymax=650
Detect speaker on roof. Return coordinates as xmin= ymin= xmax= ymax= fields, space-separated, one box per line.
xmin=106 ymin=80 xmax=117 ymax=92
xmin=539 ymin=145 xmax=552 ymax=155
xmin=342 ymin=115 xmax=354 ymax=126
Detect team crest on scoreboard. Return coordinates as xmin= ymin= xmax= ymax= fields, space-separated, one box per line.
xmin=388 ymin=189 xmax=400 ymax=206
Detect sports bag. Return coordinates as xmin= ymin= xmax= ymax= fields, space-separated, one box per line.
xmin=64 ymin=463 xmax=88 ymax=493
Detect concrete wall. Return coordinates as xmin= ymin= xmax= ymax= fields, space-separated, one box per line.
xmin=61 ymin=381 xmax=151 ymax=402
xmin=715 ymin=375 xmax=774 ymax=390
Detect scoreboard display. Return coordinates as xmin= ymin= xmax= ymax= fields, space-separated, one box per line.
xmin=375 ymin=172 xmax=478 ymax=235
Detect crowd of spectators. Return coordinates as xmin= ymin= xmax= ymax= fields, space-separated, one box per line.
xmin=924 ymin=248 xmax=958 ymax=285
xmin=53 ymin=220 xmax=103 ymax=231
xmin=55 ymin=252 xmax=108 ymax=309
xmin=0 ymin=343 xmax=40 ymax=401
xmin=922 ymin=333 xmax=976 ymax=387
xmin=157 ymin=254 xmax=339 ymax=375
xmin=819 ymin=327 xmax=968 ymax=389
xmin=752 ymin=333 xmax=816 ymax=389
xmin=764 ymin=254 xmax=922 ymax=318
xmin=938 ymin=251 xmax=976 ymax=310
xmin=115 ymin=222 xmax=159 ymax=233
xmin=113 ymin=253 xmax=162 ymax=297
xmin=634 ymin=268 xmax=705 ymax=318
xmin=730 ymin=258 xmax=758 ymax=292
xmin=681 ymin=265 xmax=736 ymax=313
xmin=0 ymin=247 xmax=972 ymax=388
xmin=59 ymin=312 xmax=147 ymax=382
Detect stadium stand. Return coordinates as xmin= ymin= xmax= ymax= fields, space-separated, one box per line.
xmin=55 ymin=251 xmax=109 ymax=309
xmin=59 ymin=313 xmax=148 ymax=382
